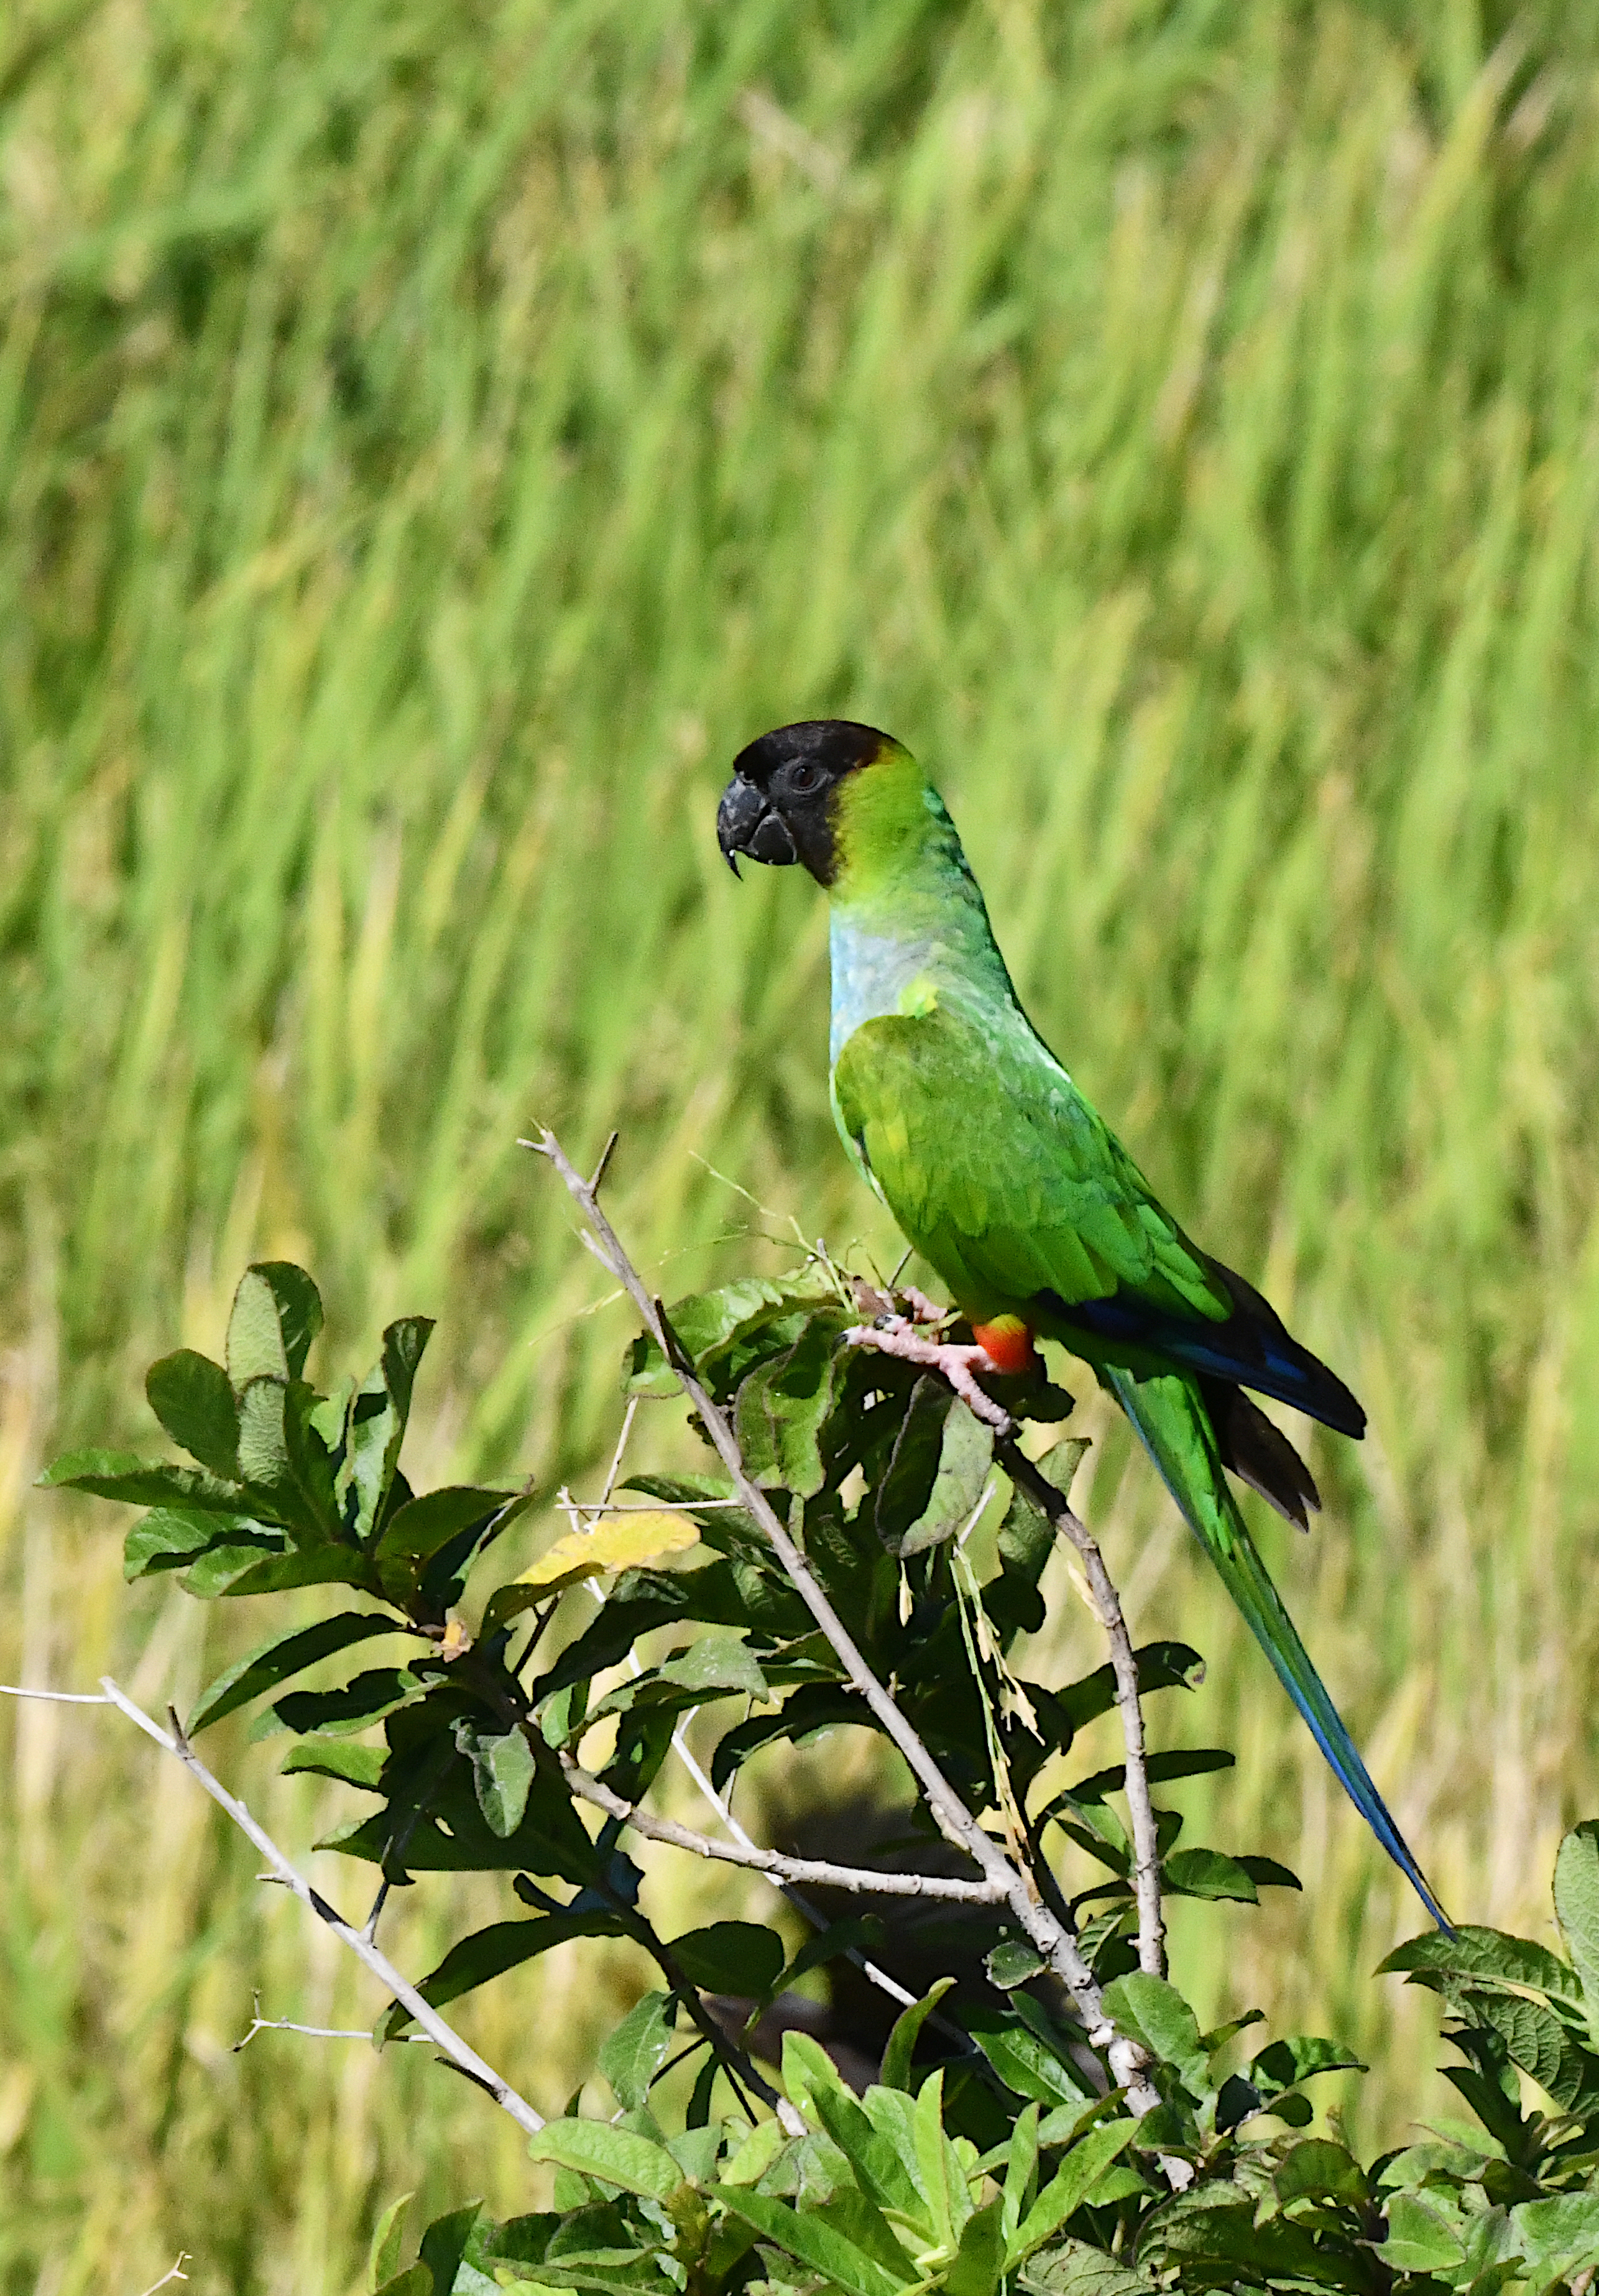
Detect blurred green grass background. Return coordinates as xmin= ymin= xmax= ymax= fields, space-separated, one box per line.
xmin=6 ymin=0 xmax=1599 ymax=2284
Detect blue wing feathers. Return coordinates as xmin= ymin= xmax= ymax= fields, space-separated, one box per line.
xmin=1049 ymin=1254 xmax=1366 ymax=1439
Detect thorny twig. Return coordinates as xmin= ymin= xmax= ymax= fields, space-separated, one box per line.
xmin=91 ymin=1679 xmax=547 ymax=2134
xmin=527 ymin=1126 xmax=1162 ymax=2113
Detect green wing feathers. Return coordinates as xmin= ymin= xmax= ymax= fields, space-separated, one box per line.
xmin=831 ymin=1006 xmax=1228 ymax=1322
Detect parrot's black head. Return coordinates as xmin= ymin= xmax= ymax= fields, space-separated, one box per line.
xmin=718 ymin=719 xmax=894 ymax=887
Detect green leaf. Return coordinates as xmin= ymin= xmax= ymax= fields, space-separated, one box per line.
xmin=669 ymin=1922 xmax=784 ymax=1997
xmin=655 ymin=1631 xmax=769 ymax=1698
xmin=713 ymin=2189 xmax=907 ymax=2296
xmin=383 ymin=1917 xmax=629 ymax=2040
xmin=909 ymin=1396 xmax=993 ymax=1557
xmin=227 ymin=1267 xmax=292 ymax=1389
xmin=244 ymin=1377 xmax=344 ymax=1538
xmin=782 ymin=2035 xmax=923 ymax=2221
xmin=1381 ymin=1922 xmax=1588 ymax=2013
xmin=1162 ymin=1847 xmax=1258 ymax=1903
xmin=629 ymin=1276 xmax=838 ymax=1395
xmin=1100 ymin=1976 xmax=1208 ymax=2094
xmin=368 ymin=2193 xmax=413 ymax=2293
xmin=277 ymin=1667 xmax=418 ymax=1735
xmin=177 ymin=1536 xmax=289 ymax=1597
xmin=913 ymin=2067 xmax=971 ymax=2248
xmin=1248 ymin=2035 xmax=1365 ymax=2096
xmin=711 ymin=1684 xmax=865 ymax=1795
xmin=1273 ymin=2138 xmax=1367 ymax=2205
xmin=1236 ymin=1854 xmax=1301 ymax=1892
xmin=598 ymin=1991 xmax=677 ymax=2111
xmin=1052 ymin=1644 xmax=1205 ymax=1735
xmin=375 ymin=1484 xmax=525 ymax=1601
xmin=1068 ymin=1749 xmax=1234 ymax=1802
xmin=236 ymin=1374 xmax=291 ymax=1489
xmin=987 ymin=1499 xmax=1051 ymax=1642
xmin=1458 ymin=1986 xmax=1596 ymax=2110
xmin=526 ymin=2120 xmax=685 ymax=2203
xmin=189 ymin=1612 xmax=399 ymax=1732
xmin=1380 ymin=2190 xmax=1466 ymax=2271
xmin=946 ymin=2199 xmax=1005 ymax=2296
xmin=874 ymin=1378 xmax=958 ymax=1556
xmin=1007 ymin=2121 xmax=1135 ymax=2265
xmin=146 ymin=1350 xmax=240 ymax=1477
xmin=963 ymin=2007 xmax=1097 ymax=2109
xmin=986 ymin=1938 xmax=1050 ymax=1991
xmin=226 ymin=1264 xmax=325 ymax=1391
xmin=123 ymin=1507 xmax=227 ymax=1580
xmin=191 ymin=1545 xmax=383 ymax=1599
xmin=322 ymin=1751 xmax=598 ymax=1880
xmin=881 ymin=1977 xmax=955 ymax=2090
xmin=999 ymin=2104 xmax=1040 ymax=2248
xmin=1017 ymin=2237 xmax=1154 ymax=2293
xmin=345 ymin=1319 xmax=436 ymax=1543
xmin=1554 ymin=1822 xmax=1599 ymax=2043
xmin=734 ymin=1322 xmax=838 ymax=1498
xmin=371 ymin=2267 xmax=430 ymax=2296
xmin=41 ymin=1449 xmax=250 ymax=1513
xmin=1512 ymin=2190 xmax=1599 ymax=2274
xmin=417 ymin=2205 xmax=484 ymax=2296
xmin=282 ymin=1735 xmax=385 ymax=1788
xmin=720 ymin=2117 xmax=788 ymax=2187
xmin=256 ymin=1264 xmax=324 ymax=1380
xmin=455 ymin=1723 xmax=537 ymax=1839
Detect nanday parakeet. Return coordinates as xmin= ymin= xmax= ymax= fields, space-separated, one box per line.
xmin=718 ymin=718 xmax=1446 ymax=1928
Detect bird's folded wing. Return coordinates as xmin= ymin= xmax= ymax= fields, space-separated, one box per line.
xmin=830 ymin=1005 xmax=1229 ymax=1321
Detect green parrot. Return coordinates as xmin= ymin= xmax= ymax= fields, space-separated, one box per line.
xmin=718 ymin=718 xmax=1446 ymax=1926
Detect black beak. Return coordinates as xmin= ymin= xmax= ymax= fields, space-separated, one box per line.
xmin=717 ymin=776 xmax=798 ymax=874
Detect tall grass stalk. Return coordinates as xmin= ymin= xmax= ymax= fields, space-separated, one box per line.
xmin=5 ymin=0 xmax=1599 ymax=2284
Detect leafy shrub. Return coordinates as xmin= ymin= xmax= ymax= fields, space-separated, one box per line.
xmin=47 ymin=1255 xmax=1599 ymax=2292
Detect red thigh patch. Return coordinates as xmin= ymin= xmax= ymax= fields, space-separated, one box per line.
xmin=971 ymin=1317 xmax=1038 ymax=1377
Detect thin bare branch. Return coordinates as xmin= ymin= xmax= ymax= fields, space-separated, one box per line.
xmin=234 ymin=2011 xmax=376 ymax=2052
xmin=589 ymin=1128 xmax=620 ymax=1195
xmin=997 ymin=1441 xmax=1166 ymax=1981
xmin=527 ymin=1126 xmax=1158 ymax=2111
xmin=563 ymin=1755 xmax=1007 ymax=1901
xmin=1 ymin=1682 xmax=113 ymax=1703
xmin=598 ymin=1392 xmax=640 ymax=1506
xmin=96 ymin=1679 xmax=545 ymax=2135
xmin=134 ymin=2256 xmax=189 ymax=2296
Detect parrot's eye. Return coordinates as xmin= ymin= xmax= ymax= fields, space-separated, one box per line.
xmin=788 ymin=763 xmax=823 ymax=795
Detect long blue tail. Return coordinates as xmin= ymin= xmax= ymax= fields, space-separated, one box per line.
xmin=1104 ymin=1366 xmax=1450 ymax=1930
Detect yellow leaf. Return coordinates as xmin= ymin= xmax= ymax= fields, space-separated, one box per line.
xmin=483 ymin=1510 xmax=701 ymax=1629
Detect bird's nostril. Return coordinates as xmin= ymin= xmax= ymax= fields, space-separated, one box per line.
xmin=748 ymin=811 xmax=799 ymax=865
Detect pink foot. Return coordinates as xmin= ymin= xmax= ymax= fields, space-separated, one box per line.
xmin=843 ymin=1315 xmax=1015 ymax=1435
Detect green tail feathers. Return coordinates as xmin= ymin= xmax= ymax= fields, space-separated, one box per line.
xmin=1103 ymin=1368 xmax=1450 ymax=1930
